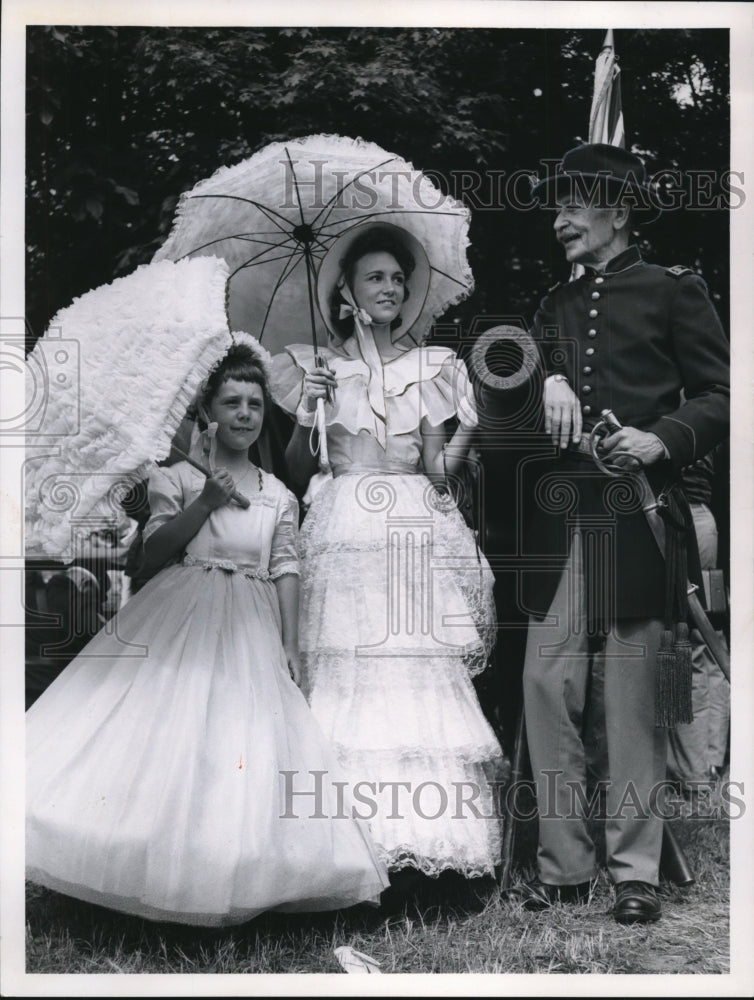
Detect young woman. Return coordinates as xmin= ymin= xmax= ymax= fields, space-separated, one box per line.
xmin=26 ymin=336 xmax=389 ymax=926
xmin=271 ymin=222 xmax=505 ymax=880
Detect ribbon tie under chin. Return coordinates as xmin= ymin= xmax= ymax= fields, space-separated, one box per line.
xmin=337 ymin=282 xmax=387 ymax=448
xmin=339 ymin=302 xmax=373 ymax=326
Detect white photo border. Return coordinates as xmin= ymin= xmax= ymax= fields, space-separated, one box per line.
xmin=2 ymin=1 xmax=752 ymax=996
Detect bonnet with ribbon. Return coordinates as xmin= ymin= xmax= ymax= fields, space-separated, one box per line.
xmin=315 ymin=222 xmax=431 ymax=449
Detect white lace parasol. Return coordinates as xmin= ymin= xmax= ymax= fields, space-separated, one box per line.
xmin=153 ymin=134 xmax=475 ymax=357
xmin=25 ymin=256 xmax=234 ymax=557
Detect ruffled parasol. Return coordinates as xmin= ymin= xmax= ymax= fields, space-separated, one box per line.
xmin=25 ymin=256 xmax=234 ymax=557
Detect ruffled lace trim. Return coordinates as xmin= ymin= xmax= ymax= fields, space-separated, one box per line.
xmin=25 ymin=258 xmax=232 ymax=557
xmin=270 ymin=345 xmax=478 ymax=439
xmin=299 ymin=580 xmax=496 ymax=676
xmin=381 ymin=847 xmax=498 ymax=880
xmin=156 ymin=132 xmax=474 ymax=340
xmin=303 ymin=644 xmax=491 ymax=679
xmin=323 ymin=737 xmax=506 ymax=770
xmin=326 ymin=746 xmax=507 ymax=878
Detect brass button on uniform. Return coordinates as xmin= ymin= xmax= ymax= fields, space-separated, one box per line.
xmin=582 ymin=385 xmax=592 ymax=394
xmin=589 ymin=308 xmax=598 ymax=318
xmin=585 ymin=347 xmax=595 ymax=356
xmin=583 ymin=366 xmax=592 ymax=375
xmin=583 ymin=405 xmax=592 ymax=415
xmin=587 ymin=329 xmax=597 ymax=338
xmin=594 ymin=276 xmax=604 ymax=284
xmin=591 ymin=291 xmax=600 ymax=300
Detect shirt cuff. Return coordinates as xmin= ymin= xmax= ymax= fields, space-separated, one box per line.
xmin=295 ymin=402 xmax=317 ymax=427
xmin=647 ymin=432 xmax=670 ymax=459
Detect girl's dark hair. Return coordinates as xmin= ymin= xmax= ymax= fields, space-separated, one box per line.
xmin=329 ymin=228 xmax=416 ymax=340
xmin=194 ymin=342 xmax=271 ymax=429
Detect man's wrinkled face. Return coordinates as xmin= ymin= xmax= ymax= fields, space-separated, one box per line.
xmin=553 ymin=193 xmax=624 ymax=268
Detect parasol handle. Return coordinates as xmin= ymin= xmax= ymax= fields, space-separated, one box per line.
xmin=169 ymin=445 xmax=251 ymax=509
xmin=316 ymin=398 xmax=329 ymax=469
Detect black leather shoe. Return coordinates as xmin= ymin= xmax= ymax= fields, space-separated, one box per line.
xmin=613 ymin=881 xmax=662 ymax=924
xmin=515 ymin=878 xmax=592 ymax=911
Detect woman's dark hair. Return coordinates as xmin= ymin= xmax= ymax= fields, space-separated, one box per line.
xmin=193 ymin=342 xmax=271 ymax=429
xmin=329 ymin=228 xmax=416 ymax=340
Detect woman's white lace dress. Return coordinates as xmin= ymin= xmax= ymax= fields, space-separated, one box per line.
xmin=272 ymin=341 xmax=505 ymax=878
xmin=26 ymin=462 xmax=389 ymax=925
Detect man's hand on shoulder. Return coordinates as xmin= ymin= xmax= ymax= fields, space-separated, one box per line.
xmin=600 ymin=427 xmax=667 ymax=468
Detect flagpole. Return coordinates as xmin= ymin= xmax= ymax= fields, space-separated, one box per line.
xmin=589 ymin=29 xmax=625 ymax=148
xmin=572 ymin=29 xmax=626 ymax=280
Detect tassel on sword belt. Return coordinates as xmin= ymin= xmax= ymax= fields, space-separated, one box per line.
xmin=637 ymin=474 xmax=729 ymax=681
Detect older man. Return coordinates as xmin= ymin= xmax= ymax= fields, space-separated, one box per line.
xmin=518 ymin=144 xmax=729 ymax=923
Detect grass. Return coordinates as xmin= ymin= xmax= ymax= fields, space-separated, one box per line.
xmin=24 ymin=813 xmax=729 ymax=976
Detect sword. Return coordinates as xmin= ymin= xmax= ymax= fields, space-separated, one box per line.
xmin=641 ymin=485 xmax=730 ymax=682
xmin=590 ymin=410 xmax=730 ymax=681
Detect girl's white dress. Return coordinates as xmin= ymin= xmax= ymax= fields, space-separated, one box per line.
xmin=26 ymin=462 xmax=389 ymax=926
xmin=272 ymin=341 xmax=505 ymax=878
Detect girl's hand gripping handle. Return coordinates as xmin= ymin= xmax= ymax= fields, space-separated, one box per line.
xmin=169 ymin=445 xmax=251 ymax=509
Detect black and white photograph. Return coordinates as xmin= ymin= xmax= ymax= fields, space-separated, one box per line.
xmin=1 ymin=0 xmax=752 ymax=994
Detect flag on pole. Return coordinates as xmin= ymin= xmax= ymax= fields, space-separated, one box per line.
xmin=571 ymin=30 xmax=626 ymax=279
xmin=588 ymin=29 xmax=625 ymax=147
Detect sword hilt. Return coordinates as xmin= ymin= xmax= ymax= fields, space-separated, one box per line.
xmin=600 ymin=408 xmax=623 ymax=433
xmin=589 ymin=409 xmax=641 ymax=475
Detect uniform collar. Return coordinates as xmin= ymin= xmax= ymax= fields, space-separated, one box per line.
xmin=584 ymin=244 xmax=642 ymax=278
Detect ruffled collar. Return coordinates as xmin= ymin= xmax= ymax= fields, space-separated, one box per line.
xmin=323 ymin=339 xmax=455 ymax=395
xmin=272 ymin=341 xmax=473 ymax=442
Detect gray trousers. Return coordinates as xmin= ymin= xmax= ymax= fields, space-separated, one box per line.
xmin=523 ymin=532 xmax=668 ymax=886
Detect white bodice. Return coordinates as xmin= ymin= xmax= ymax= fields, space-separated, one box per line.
xmin=269 ymin=340 xmax=478 ymax=473
xmin=143 ymin=461 xmax=299 ymax=579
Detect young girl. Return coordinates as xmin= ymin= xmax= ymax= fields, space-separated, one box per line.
xmin=26 ymin=335 xmax=389 ymax=926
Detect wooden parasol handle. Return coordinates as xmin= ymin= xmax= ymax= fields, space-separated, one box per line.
xmin=169 ymin=445 xmax=251 ymax=509
xmin=316 ymin=397 xmax=329 ymax=468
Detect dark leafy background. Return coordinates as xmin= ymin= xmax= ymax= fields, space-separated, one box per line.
xmin=26 ymin=26 xmax=730 ymax=343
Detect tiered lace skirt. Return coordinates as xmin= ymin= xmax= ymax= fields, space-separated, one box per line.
xmin=299 ymin=471 xmax=505 ymax=878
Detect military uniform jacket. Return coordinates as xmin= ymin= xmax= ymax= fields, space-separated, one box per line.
xmin=521 ymin=245 xmax=729 ymax=622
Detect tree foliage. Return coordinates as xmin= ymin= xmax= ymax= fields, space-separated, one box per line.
xmin=26 ymin=26 xmax=730 ymax=342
